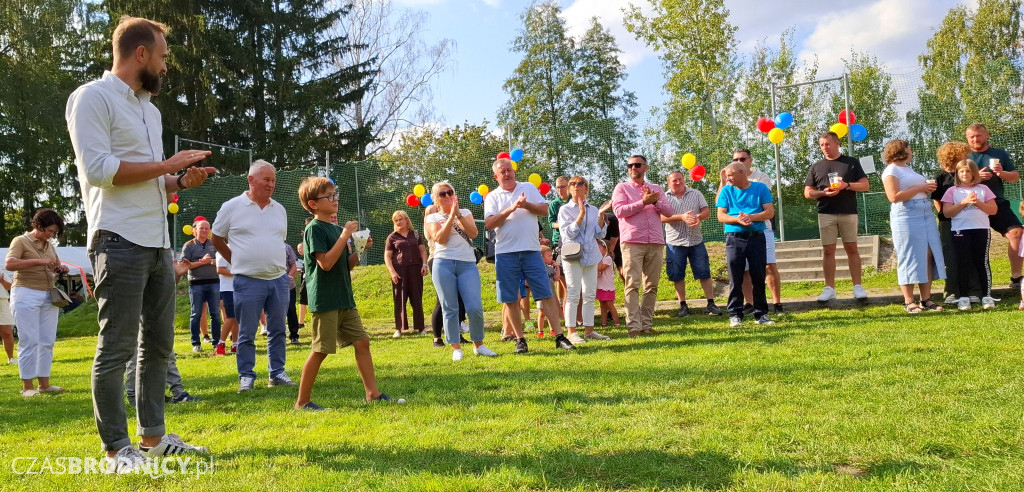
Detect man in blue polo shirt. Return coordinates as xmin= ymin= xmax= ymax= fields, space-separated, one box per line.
xmin=716 ymin=163 xmax=775 ymax=327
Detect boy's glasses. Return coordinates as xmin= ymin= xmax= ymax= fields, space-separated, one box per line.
xmin=315 ymin=192 xmax=339 ymax=202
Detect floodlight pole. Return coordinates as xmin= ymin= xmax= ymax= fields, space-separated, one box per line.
xmin=769 ymin=83 xmax=785 ymax=241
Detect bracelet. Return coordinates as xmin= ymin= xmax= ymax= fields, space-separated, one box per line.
xmin=176 ymin=174 xmax=187 ymax=190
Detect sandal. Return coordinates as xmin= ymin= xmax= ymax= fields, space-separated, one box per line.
xmin=921 ymin=300 xmax=943 ymax=311
xmin=904 ymin=302 xmax=923 ymax=314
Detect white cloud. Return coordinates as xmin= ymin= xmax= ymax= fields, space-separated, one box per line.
xmin=561 ymin=0 xmax=656 ymax=67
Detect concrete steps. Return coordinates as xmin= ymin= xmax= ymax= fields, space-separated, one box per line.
xmin=773 ymin=235 xmax=879 ymax=283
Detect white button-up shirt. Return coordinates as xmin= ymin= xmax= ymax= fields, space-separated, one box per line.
xmin=66 ymin=71 xmax=169 ymax=249
xmin=211 ymin=193 xmax=288 ymax=280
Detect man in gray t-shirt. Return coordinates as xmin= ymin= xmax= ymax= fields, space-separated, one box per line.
xmin=662 ymin=170 xmax=720 ymax=317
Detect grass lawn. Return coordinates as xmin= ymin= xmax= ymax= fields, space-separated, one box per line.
xmin=2 ymin=241 xmax=1023 ymax=490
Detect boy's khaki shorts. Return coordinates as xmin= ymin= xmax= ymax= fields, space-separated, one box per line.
xmin=311 ymin=308 xmax=368 ymax=354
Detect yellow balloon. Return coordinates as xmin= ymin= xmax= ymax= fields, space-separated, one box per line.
xmin=768 ymin=128 xmax=785 ymax=144
xmin=413 ymin=184 xmax=426 ymax=197
xmin=183 ymin=224 xmax=194 ymax=235
xmin=168 ymin=202 xmax=179 ymax=214
xmin=830 ymin=123 xmax=848 ymax=138
xmin=528 ymin=173 xmax=542 ymax=187
xmin=511 ymin=161 xmax=518 ymax=171
xmin=681 ymin=153 xmax=696 ymax=170
xmin=478 ymin=184 xmax=489 ymax=195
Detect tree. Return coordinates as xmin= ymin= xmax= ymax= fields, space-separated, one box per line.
xmin=332 ymin=0 xmax=455 ymax=160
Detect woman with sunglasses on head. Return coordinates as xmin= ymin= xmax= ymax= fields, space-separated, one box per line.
xmin=4 ymin=209 xmax=70 ymax=397
xmin=424 ymin=182 xmax=497 ymax=361
xmin=558 ymin=176 xmax=611 ymax=343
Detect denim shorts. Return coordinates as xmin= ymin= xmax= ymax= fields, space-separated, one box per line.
xmin=495 ymin=251 xmax=553 ymax=304
xmin=665 ymin=243 xmax=711 ymax=281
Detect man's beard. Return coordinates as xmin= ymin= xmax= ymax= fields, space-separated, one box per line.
xmin=140 ymin=67 xmax=162 ymax=95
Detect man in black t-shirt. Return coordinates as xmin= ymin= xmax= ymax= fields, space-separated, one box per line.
xmin=966 ymin=123 xmax=1023 ymax=288
xmin=803 ymin=131 xmax=871 ymax=303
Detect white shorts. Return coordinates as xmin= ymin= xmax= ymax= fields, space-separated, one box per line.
xmin=745 ymin=229 xmax=777 ymax=270
xmin=0 ymin=298 xmax=13 ymax=325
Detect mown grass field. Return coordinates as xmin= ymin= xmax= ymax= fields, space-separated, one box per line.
xmin=2 ymin=240 xmax=1023 ymax=490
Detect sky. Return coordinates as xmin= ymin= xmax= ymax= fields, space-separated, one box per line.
xmin=395 ymin=0 xmax=974 ymax=130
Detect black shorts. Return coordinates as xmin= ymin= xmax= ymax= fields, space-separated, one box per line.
xmin=989 ymin=199 xmax=1022 ymax=235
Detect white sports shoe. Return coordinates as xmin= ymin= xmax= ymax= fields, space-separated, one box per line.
xmin=585 ymin=331 xmax=611 ymax=340
xmin=729 ymin=317 xmax=742 ymax=327
xmin=140 ymin=433 xmax=210 ymax=458
xmin=852 ymin=284 xmax=868 ymax=300
xmin=103 ymin=445 xmax=152 ymax=474
xmin=451 ymin=348 xmax=463 ymax=361
xmin=957 ymin=297 xmax=971 ymax=311
xmin=982 ymin=296 xmax=996 ymax=309
xmin=393 ymin=330 xmax=402 ymax=338
xmin=567 ymin=332 xmax=587 ymax=344
xmin=473 ymin=345 xmax=497 ymax=357
xmin=460 ymin=321 xmax=470 ymax=333
xmin=945 ymin=295 xmax=958 ymax=304
xmin=817 ymin=286 xmax=837 ymax=302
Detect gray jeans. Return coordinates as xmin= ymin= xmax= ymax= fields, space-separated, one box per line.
xmin=125 ymin=349 xmax=183 ymax=400
xmin=88 ymin=230 xmax=175 ymax=452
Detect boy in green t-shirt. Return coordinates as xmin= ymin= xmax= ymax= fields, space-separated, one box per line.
xmin=295 ymin=177 xmax=403 ymax=410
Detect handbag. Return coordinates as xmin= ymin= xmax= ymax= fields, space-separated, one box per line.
xmin=445 ymin=213 xmax=484 ymax=264
xmin=50 ymin=284 xmax=71 ymax=308
xmin=560 ymin=242 xmax=583 ymax=261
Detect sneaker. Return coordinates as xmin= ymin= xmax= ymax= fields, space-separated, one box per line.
xmin=982 ymin=296 xmax=996 ymax=309
xmin=192 ymin=345 xmax=202 ymax=353
xmin=214 ymin=343 xmax=226 ymax=356
xmin=140 ymin=433 xmax=210 ymax=457
xmin=1011 ymin=276 xmax=1023 ymax=289
xmin=368 ymin=393 xmax=406 ymax=403
xmin=433 ymin=339 xmax=445 ymax=348
xmin=853 ymin=284 xmax=868 ymax=300
xmin=202 ymin=335 xmax=213 ymax=343
xmin=103 ymin=445 xmax=152 ymax=474
xmin=945 ymin=295 xmax=958 ymax=304
xmin=269 ymin=374 xmax=297 ymax=387
xmin=230 ymin=345 xmax=237 ymax=354
xmin=20 ymin=388 xmax=40 ymax=398
xmin=567 ymin=332 xmax=587 ymax=344
xmin=755 ymin=315 xmax=774 ymax=325
xmin=452 ymin=348 xmax=464 ymax=361
xmin=1019 ymin=300 xmax=1024 ymax=310
xmin=171 ymin=391 xmax=202 ymax=403
xmin=514 ymin=338 xmax=529 ymax=354
xmin=729 ymin=316 xmax=742 ymax=328
xmin=474 ymin=345 xmax=497 ymax=357
xmin=969 ymin=296 xmax=981 ymax=304
xmin=289 ymin=337 xmax=300 ymax=345
xmin=957 ymin=297 xmax=971 ymax=311
xmin=39 ymin=385 xmax=65 ymax=394
xmin=500 ymin=335 xmax=515 ymax=342
xmin=773 ymin=303 xmax=785 ymax=314
xmin=817 ymin=286 xmax=837 ymax=302
xmin=742 ymin=303 xmax=754 ymax=315
xmin=393 ymin=330 xmax=402 ymax=338
xmin=7 ymin=357 xmax=16 ymax=365
xmin=298 ymin=401 xmax=326 ymax=411
xmin=676 ymin=304 xmax=690 ymax=317
xmin=238 ymin=376 xmax=255 ymax=393
xmin=537 ymin=329 xmax=545 ymax=338
xmin=259 ymin=325 xmax=268 ymax=336
xmin=585 ymin=331 xmax=611 ymax=340
xmin=460 ymin=321 xmax=470 ymax=333
xmin=705 ymin=303 xmax=722 ymax=316
xmin=554 ymin=334 xmax=576 ymax=350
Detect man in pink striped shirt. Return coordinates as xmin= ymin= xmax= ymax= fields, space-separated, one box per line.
xmin=612 ymin=154 xmax=675 ymax=337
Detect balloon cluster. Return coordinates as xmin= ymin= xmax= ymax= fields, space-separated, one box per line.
xmin=756 ymin=112 xmax=794 ymax=144
xmin=500 ymin=148 xmax=525 ymax=171
xmin=406 ymin=184 xmax=433 ymax=207
xmin=168 ymin=192 xmax=180 ymax=215
xmin=830 ymin=110 xmax=868 ymax=142
xmin=679 ymin=153 xmax=706 ymax=181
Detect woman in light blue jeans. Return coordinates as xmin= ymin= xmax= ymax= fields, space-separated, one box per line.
xmin=881 ymin=139 xmax=945 ymax=313
xmin=557 ymin=176 xmax=609 ymax=342
xmin=424 ymin=182 xmax=496 ymax=361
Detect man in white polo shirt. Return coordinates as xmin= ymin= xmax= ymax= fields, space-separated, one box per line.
xmin=212 ymin=160 xmax=295 ymax=392
xmin=484 ymin=158 xmax=575 ymax=354
xmin=66 ymin=16 xmax=213 ymax=470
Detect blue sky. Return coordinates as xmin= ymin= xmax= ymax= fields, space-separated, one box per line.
xmin=396 ymin=0 xmax=970 ymax=130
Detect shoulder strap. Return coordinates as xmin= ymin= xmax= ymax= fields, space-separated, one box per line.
xmin=443 ymin=213 xmax=476 ymax=250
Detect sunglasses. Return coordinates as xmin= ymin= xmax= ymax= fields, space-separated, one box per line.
xmin=627 ymin=162 xmax=644 ymax=169
xmin=569 ymin=182 xmax=587 ymax=187
xmin=438 ymin=190 xmax=455 ymax=197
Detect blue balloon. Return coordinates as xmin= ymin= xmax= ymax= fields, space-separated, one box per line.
xmin=850 ymin=123 xmax=868 ymax=142
xmin=510 ymin=148 xmax=524 ymax=162
xmin=774 ymin=112 xmax=793 ymax=130
xmin=420 ymin=193 xmax=433 ymax=207
xmin=469 ymin=191 xmax=483 ymax=205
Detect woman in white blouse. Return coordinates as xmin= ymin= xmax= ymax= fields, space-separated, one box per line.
xmin=557 ymin=176 xmax=611 ymax=343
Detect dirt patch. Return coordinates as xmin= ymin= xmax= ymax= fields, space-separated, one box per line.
xmin=833 ymin=463 xmax=870 ymax=479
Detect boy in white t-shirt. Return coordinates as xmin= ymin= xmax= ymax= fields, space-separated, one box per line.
xmin=941 ymin=159 xmax=998 ymax=310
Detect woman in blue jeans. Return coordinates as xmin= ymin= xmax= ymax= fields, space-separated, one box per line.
xmin=424 ymin=182 xmax=497 ymax=361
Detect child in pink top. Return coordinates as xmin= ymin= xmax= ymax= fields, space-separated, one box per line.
xmin=596 ymin=240 xmax=620 ymax=326
xmin=940 ymin=159 xmax=998 ymax=310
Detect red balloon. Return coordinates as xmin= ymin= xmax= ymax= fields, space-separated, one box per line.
xmin=838 ymin=110 xmax=856 ymax=125
xmin=756 ymin=117 xmax=775 ymax=133
xmin=406 ymin=194 xmax=419 ymax=207
xmin=538 ymin=182 xmax=551 ymax=194
xmin=496 ymin=152 xmax=511 ymax=160
xmin=172 ymin=193 xmax=179 ymax=203
xmin=690 ymin=165 xmax=706 ymax=181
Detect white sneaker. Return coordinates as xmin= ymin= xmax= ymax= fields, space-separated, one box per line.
xmin=259 ymin=324 xmax=268 ymax=336
xmin=103 ymin=445 xmax=152 ymax=474
xmin=945 ymin=295 xmax=958 ymax=304
xmin=7 ymin=357 xmax=16 ymax=365
xmin=473 ymin=345 xmax=497 ymax=357
xmin=460 ymin=321 xmax=470 ymax=333
xmin=957 ymin=297 xmax=971 ymax=311
xmin=817 ymin=286 xmax=837 ymax=302
xmin=852 ymin=284 xmax=868 ymax=300
xmin=452 ymin=348 xmax=463 ymax=361
xmin=140 ymin=433 xmax=210 ymax=458
xmin=567 ymin=332 xmax=587 ymax=344
xmin=755 ymin=315 xmax=775 ymax=325
xmin=982 ymin=296 xmax=996 ymax=309
xmin=729 ymin=317 xmax=742 ymax=327
xmin=584 ymin=331 xmax=611 ymax=340
xmin=393 ymin=330 xmax=402 ymax=338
